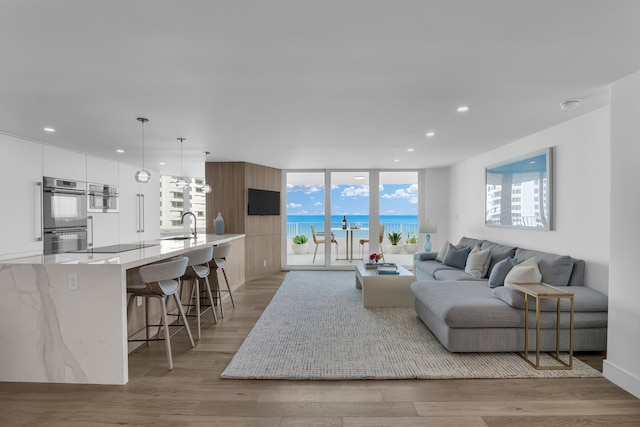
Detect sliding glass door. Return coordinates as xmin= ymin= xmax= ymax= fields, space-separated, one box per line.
xmin=284 ymin=169 xmax=420 ymax=269
xmin=330 ymin=172 xmax=370 ymax=266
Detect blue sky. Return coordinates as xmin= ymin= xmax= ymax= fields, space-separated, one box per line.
xmin=286 ymin=183 xmax=418 ymax=216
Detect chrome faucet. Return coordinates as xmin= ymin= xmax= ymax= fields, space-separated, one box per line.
xmin=180 ymin=211 xmax=198 ymax=239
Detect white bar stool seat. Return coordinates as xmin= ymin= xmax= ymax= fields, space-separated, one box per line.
xmin=212 ymin=243 xmax=236 ymax=317
xmin=126 ymin=256 xmax=195 ymax=371
xmin=182 ymin=246 xmax=218 ymax=340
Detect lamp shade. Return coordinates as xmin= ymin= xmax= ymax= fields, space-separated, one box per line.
xmin=419 ymin=220 xmax=438 ymax=234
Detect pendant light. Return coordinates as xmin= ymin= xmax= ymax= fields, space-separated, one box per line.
xmin=134 ymin=117 xmax=151 ymax=183
xmin=202 ymin=151 xmax=213 ymax=193
xmin=175 ymin=138 xmax=189 ymax=189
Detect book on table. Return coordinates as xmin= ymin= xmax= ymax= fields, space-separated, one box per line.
xmin=377 ymin=264 xmax=399 ymax=275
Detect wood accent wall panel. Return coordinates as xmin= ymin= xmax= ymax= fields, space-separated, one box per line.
xmin=205 ymin=161 xmax=282 ymax=279
xmin=244 ymin=234 xmax=281 ymax=280
xmin=210 ymin=237 xmax=246 ymax=294
xmin=205 ymin=162 xmax=245 ymax=234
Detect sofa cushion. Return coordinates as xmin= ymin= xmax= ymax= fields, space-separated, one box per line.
xmin=458 ymin=236 xmax=484 ymax=250
xmin=411 ymin=281 xmax=524 ymax=328
xmin=414 ymin=259 xmax=458 ymax=279
xmin=504 ymin=257 xmax=541 ymax=287
xmin=434 ymin=269 xmax=487 ymax=282
xmin=480 ymin=241 xmax=517 ymax=276
xmin=515 ymin=248 xmax=574 ymax=287
xmin=435 ymin=240 xmax=450 ymax=262
xmin=465 ymin=245 xmax=491 ymax=278
xmin=442 ymin=244 xmax=472 ymax=269
xmin=416 ymin=252 xmax=437 ymax=261
xmin=493 ymin=286 xmax=608 ymax=312
xmin=488 ymin=257 xmax=517 ymax=288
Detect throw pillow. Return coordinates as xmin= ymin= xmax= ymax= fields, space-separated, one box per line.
xmin=465 ymin=245 xmax=491 ymax=279
xmin=442 ymin=244 xmax=471 ymax=269
xmin=504 ymin=257 xmax=542 ymax=288
xmin=435 ymin=240 xmax=450 ymax=262
xmin=487 ymin=257 xmax=517 ymax=288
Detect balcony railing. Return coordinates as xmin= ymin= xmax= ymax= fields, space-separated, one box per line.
xmin=287 ymin=221 xmax=419 ymax=242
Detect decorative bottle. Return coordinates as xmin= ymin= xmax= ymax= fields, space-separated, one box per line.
xmin=342 ymin=216 xmax=347 ymax=230
xmin=214 ymin=212 xmax=225 ymax=235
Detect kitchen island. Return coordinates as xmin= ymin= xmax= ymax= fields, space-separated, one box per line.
xmin=0 ymin=234 xmax=245 ymax=385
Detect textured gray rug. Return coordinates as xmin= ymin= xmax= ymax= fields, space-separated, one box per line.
xmin=221 ymin=271 xmax=601 ymax=380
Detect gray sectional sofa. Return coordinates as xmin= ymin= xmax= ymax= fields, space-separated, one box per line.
xmin=411 ymin=237 xmax=608 ymax=353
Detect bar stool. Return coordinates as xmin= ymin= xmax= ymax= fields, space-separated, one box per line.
xmin=211 ymin=243 xmax=235 ymax=317
xmin=126 ymin=256 xmax=195 ymax=370
xmin=181 ymin=246 xmax=218 ymax=340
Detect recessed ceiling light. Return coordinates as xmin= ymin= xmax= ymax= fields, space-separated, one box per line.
xmin=560 ymin=99 xmax=581 ymax=110
xmin=116 ymin=149 xmax=124 ymax=153
xmin=407 ymin=148 xmax=414 ymax=152
xmin=456 ymin=106 xmax=470 ymax=113
xmin=425 ymin=132 xmax=435 ymax=137
xmin=354 ymin=176 xmax=366 ymax=180
xmin=159 ymin=162 xmax=166 ymax=165
xmin=43 ymin=127 xmax=55 ymax=132
xmin=393 ymin=159 xmax=400 ymax=162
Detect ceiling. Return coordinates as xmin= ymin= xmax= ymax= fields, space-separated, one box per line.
xmin=2 ymin=1 xmax=640 ymax=179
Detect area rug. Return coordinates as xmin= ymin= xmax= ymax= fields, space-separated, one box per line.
xmin=221 ymin=271 xmax=601 ymax=380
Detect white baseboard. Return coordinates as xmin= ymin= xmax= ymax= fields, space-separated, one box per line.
xmin=603 ymin=359 xmax=640 ymax=399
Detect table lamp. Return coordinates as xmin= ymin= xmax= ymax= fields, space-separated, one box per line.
xmin=419 ymin=220 xmax=438 ymax=252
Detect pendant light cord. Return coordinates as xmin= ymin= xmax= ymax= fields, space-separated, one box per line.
xmin=178 ymin=137 xmax=186 ymax=178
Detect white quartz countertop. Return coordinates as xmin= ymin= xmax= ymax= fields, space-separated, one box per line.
xmin=0 ymin=234 xmax=245 ymax=269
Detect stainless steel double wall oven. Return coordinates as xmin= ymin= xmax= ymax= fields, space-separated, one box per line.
xmin=42 ymin=176 xmax=88 ymax=255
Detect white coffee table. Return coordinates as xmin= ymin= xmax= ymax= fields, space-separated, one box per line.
xmin=355 ymin=264 xmax=416 ymax=307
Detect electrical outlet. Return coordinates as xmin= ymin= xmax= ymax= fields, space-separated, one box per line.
xmin=136 ymin=296 xmax=143 ymax=307
xmin=263 ymin=259 xmax=267 ymax=267
xmin=68 ymin=273 xmax=79 ymax=290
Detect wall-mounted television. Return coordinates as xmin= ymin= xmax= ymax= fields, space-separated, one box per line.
xmin=248 ymin=188 xmax=280 ymax=216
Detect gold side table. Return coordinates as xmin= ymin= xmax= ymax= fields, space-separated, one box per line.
xmin=510 ymin=282 xmax=574 ymax=370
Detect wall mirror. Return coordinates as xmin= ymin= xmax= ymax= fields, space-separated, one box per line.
xmin=485 ymin=147 xmax=553 ymax=230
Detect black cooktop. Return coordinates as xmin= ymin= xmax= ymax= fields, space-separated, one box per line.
xmin=73 ymin=242 xmax=159 ymax=253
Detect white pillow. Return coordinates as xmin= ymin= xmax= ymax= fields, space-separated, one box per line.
xmin=435 ymin=240 xmax=450 ymax=262
xmin=465 ymin=245 xmax=491 ymax=279
xmin=504 ymin=257 xmax=542 ymax=288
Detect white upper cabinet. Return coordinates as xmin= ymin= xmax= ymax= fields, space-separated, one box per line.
xmin=86 ymin=156 xmax=119 ymax=185
xmin=0 ymin=134 xmax=44 ymax=259
xmin=43 ymin=145 xmax=86 ymax=181
xmin=118 ymin=163 xmax=160 ymax=243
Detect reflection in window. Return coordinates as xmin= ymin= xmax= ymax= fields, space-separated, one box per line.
xmin=160 ymin=176 xmax=207 ymax=232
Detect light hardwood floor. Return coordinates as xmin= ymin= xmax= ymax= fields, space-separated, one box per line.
xmin=1 ymin=272 xmax=639 ymax=427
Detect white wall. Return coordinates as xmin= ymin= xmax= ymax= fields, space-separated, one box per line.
xmin=448 ymin=107 xmax=611 ymax=294
xmin=423 ymin=167 xmax=450 ymax=252
xmin=604 ymin=71 xmax=640 ymax=399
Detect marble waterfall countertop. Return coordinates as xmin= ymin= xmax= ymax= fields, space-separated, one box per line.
xmin=0 ymin=234 xmax=244 ymax=386
xmin=3 ymin=234 xmax=245 ymax=268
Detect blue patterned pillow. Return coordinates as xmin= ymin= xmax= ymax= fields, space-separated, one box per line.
xmin=442 ymin=244 xmax=471 ymax=269
xmin=488 ymin=257 xmax=517 ymax=288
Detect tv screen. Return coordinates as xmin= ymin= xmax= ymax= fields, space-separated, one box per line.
xmin=248 ymin=188 xmax=280 ymax=215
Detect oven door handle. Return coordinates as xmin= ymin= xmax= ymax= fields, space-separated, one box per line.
xmin=44 ymin=188 xmax=86 ymax=195
xmin=45 ymin=228 xmax=87 ymax=235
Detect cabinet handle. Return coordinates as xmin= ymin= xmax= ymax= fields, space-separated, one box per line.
xmin=140 ymin=194 xmax=145 ymax=233
xmin=136 ymin=194 xmax=141 ymax=233
xmin=87 ymin=215 xmax=94 ymax=247
xmin=35 ymin=182 xmax=42 ymax=241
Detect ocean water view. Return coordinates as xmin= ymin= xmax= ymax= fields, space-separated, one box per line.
xmin=287 ymin=215 xmax=418 ymax=238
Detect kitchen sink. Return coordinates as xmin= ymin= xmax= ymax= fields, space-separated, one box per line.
xmin=163 ymin=236 xmax=192 ymax=241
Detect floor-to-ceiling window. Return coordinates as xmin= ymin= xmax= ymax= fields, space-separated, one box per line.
xmin=285 ymin=170 xmax=420 ymax=269
xmin=330 ymin=172 xmax=370 ymax=266
xmin=285 ymin=172 xmax=328 ymax=266
xmin=378 ymin=171 xmax=419 ymax=266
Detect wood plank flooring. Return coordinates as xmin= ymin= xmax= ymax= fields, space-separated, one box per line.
xmin=1 ymin=272 xmax=639 ymax=427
